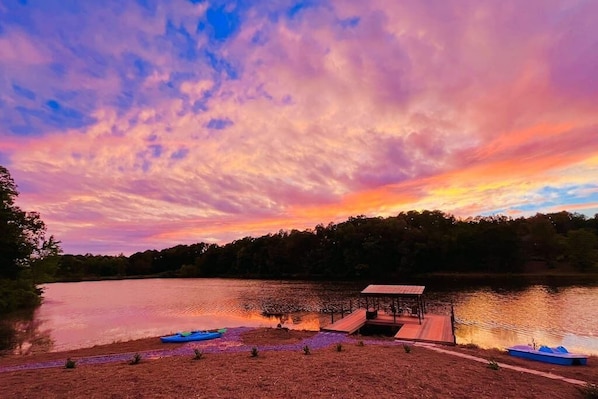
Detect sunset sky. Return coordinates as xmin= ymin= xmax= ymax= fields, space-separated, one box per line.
xmin=1 ymin=0 xmax=597 ymax=255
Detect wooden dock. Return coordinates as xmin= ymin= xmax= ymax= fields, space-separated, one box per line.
xmin=321 ymin=310 xmax=455 ymax=345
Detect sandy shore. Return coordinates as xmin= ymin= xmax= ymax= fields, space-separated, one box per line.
xmin=1 ymin=328 xmax=596 ymax=398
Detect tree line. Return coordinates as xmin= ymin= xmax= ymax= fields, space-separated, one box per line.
xmin=55 ymin=210 xmax=598 ymax=282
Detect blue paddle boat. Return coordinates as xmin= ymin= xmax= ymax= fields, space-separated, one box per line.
xmin=507 ymin=345 xmax=588 ymax=366
xmin=160 ymin=330 xmax=223 ymax=343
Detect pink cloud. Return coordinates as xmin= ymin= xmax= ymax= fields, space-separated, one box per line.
xmin=3 ymin=0 xmax=598 ymax=254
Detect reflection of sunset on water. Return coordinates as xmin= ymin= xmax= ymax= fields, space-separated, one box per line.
xmin=453 ymin=286 xmax=598 ymax=354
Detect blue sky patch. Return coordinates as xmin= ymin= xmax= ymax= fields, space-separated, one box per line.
xmin=50 ymin=62 xmax=67 ymax=78
xmin=207 ymin=118 xmax=233 ymax=130
xmin=171 ymin=148 xmax=189 ymax=160
xmin=114 ymin=91 xmax=134 ymax=112
xmin=136 ymin=0 xmax=158 ymax=15
xmin=288 ymin=2 xmax=311 ymax=19
xmin=537 ymin=185 xmax=595 ymax=205
xmin=46 ymin=99 xmax=61 ymax=110
xmin=339 ymin=16 xmax=360 ymax=28
xmin=166 ymin=20 xmax=199 ymax=61
xmin=193 ymin=100 xmax=208 ymax=112
xmin=205 ymin=5 xmax=240 ymax=40
xmin=148 ymin=144 xmax=163 ymax=158
xmin=12 ymin=83 xmax=36 ymax=101
xmin=8 ymin=125 xmax=36 ymax=135
xmin=205 ymin=50 xmax=238 ymax=79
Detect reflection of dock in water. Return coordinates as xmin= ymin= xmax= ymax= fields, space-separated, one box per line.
xmin=321 ymin=284 xmax=456 ymax=345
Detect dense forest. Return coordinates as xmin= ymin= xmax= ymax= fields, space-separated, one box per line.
xmin=54 ymin=210 xmax=598 ymax=282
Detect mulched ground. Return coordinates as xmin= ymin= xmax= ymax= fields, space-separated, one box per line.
xmin=0 ymin=327 xmax=596 ymax=398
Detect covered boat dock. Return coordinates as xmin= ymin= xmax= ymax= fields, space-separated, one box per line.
xmin=322 ymin=284 xmax=455 ymax=345
xmin=361 ymin=284 xmax=426 ymax=324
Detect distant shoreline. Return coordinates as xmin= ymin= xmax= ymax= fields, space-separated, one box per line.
xmin=42 ymin=270 xmax=598 ymax=285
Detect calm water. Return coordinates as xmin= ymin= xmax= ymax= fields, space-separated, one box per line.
xmin=8 ymin=278 xmax=598 ymax=354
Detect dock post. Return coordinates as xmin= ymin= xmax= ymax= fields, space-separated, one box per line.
xmin=450 ymin=301 xmax=456 ymax=344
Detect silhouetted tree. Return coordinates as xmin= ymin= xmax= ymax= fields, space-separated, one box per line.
xmin=0 ymin=166 xmax=61 ymax=313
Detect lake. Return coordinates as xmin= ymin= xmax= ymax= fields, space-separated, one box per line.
xmin=5 ymin=278 xmax=598 ymax=355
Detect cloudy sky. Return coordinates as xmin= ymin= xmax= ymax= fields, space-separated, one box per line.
xmin=1 ymin=0 xmax=597 ymax=255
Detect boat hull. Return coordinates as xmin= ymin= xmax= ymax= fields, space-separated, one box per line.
xmin=160 ymin=331 xmax=222 ymax=343
xmin=507 ymin=345 xmax=587 ymax=366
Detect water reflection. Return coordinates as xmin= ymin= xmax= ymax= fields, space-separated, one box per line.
xmin=0 ymin=309 xmax=53 ymax=355
xmin=2 ymin=278 xmax=596 ymax=355
xmin=452 ymin=285 xmax=598 ymax=354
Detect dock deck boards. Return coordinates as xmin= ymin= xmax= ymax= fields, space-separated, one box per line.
xmin=321 ymin=309 xmax=367 ymax=334
xmin=322 ymin=310 xmax=455 ymax=345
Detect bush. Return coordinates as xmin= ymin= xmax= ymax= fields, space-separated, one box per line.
xmin=0 ymin=279 xmax=42 ymax=314
xmin=403 ymin=344 xmax=412 ymax=353
xmin=303 ymin=345 xmax=310 ymax=355
xmin=65 ymin=358 xmax=76 ymax=369
xmin=250 ymin=347 xmax=259 ymax=357
xmin=335 ymin=343 xmax=343 ymax=352
xmin=193 ymin=349 xmax=203 ymax=360
xmin=579 ymin=383 xmax=598 ymax=399
xmin=129 ymin=353 xmax=142 ymax=365
xmin=487 ymin=359 xmax=500 ymax=370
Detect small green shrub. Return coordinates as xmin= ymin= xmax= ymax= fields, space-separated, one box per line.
xmin=193 ymin=349 xmax=203 ymax=360
xmin=579 ymin=383 xmax=598 ymax=399
xmin=129 ymin=353 xmax=142 ymax=365
xmin=303 ymin=345 xmax=310 ymax=355
xmin=403 ymin=344 xmax=412 ymax=353
xmin=487 ymin=359 xmax=500 ymax=370
xmin=335 ymin=343 xmax=343 ymax=352
xmin=64 ymin=358 xmax=76 ymax=369
xmin=250 ymin=347 xmax=259 ymax=357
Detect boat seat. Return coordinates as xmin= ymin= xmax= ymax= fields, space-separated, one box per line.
xmin=538 ymin=345 xmax=554 ymax=353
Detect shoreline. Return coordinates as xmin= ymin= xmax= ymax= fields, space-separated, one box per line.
xmin=1 ymin=327 xmax=597 ymax=398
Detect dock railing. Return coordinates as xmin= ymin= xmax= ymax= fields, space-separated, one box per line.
xmin=321 ymin=298 xmax=360 ymax=323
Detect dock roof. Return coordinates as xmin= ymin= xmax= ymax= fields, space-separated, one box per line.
xmin=360 ymin=284 xmax=425 ymax=297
